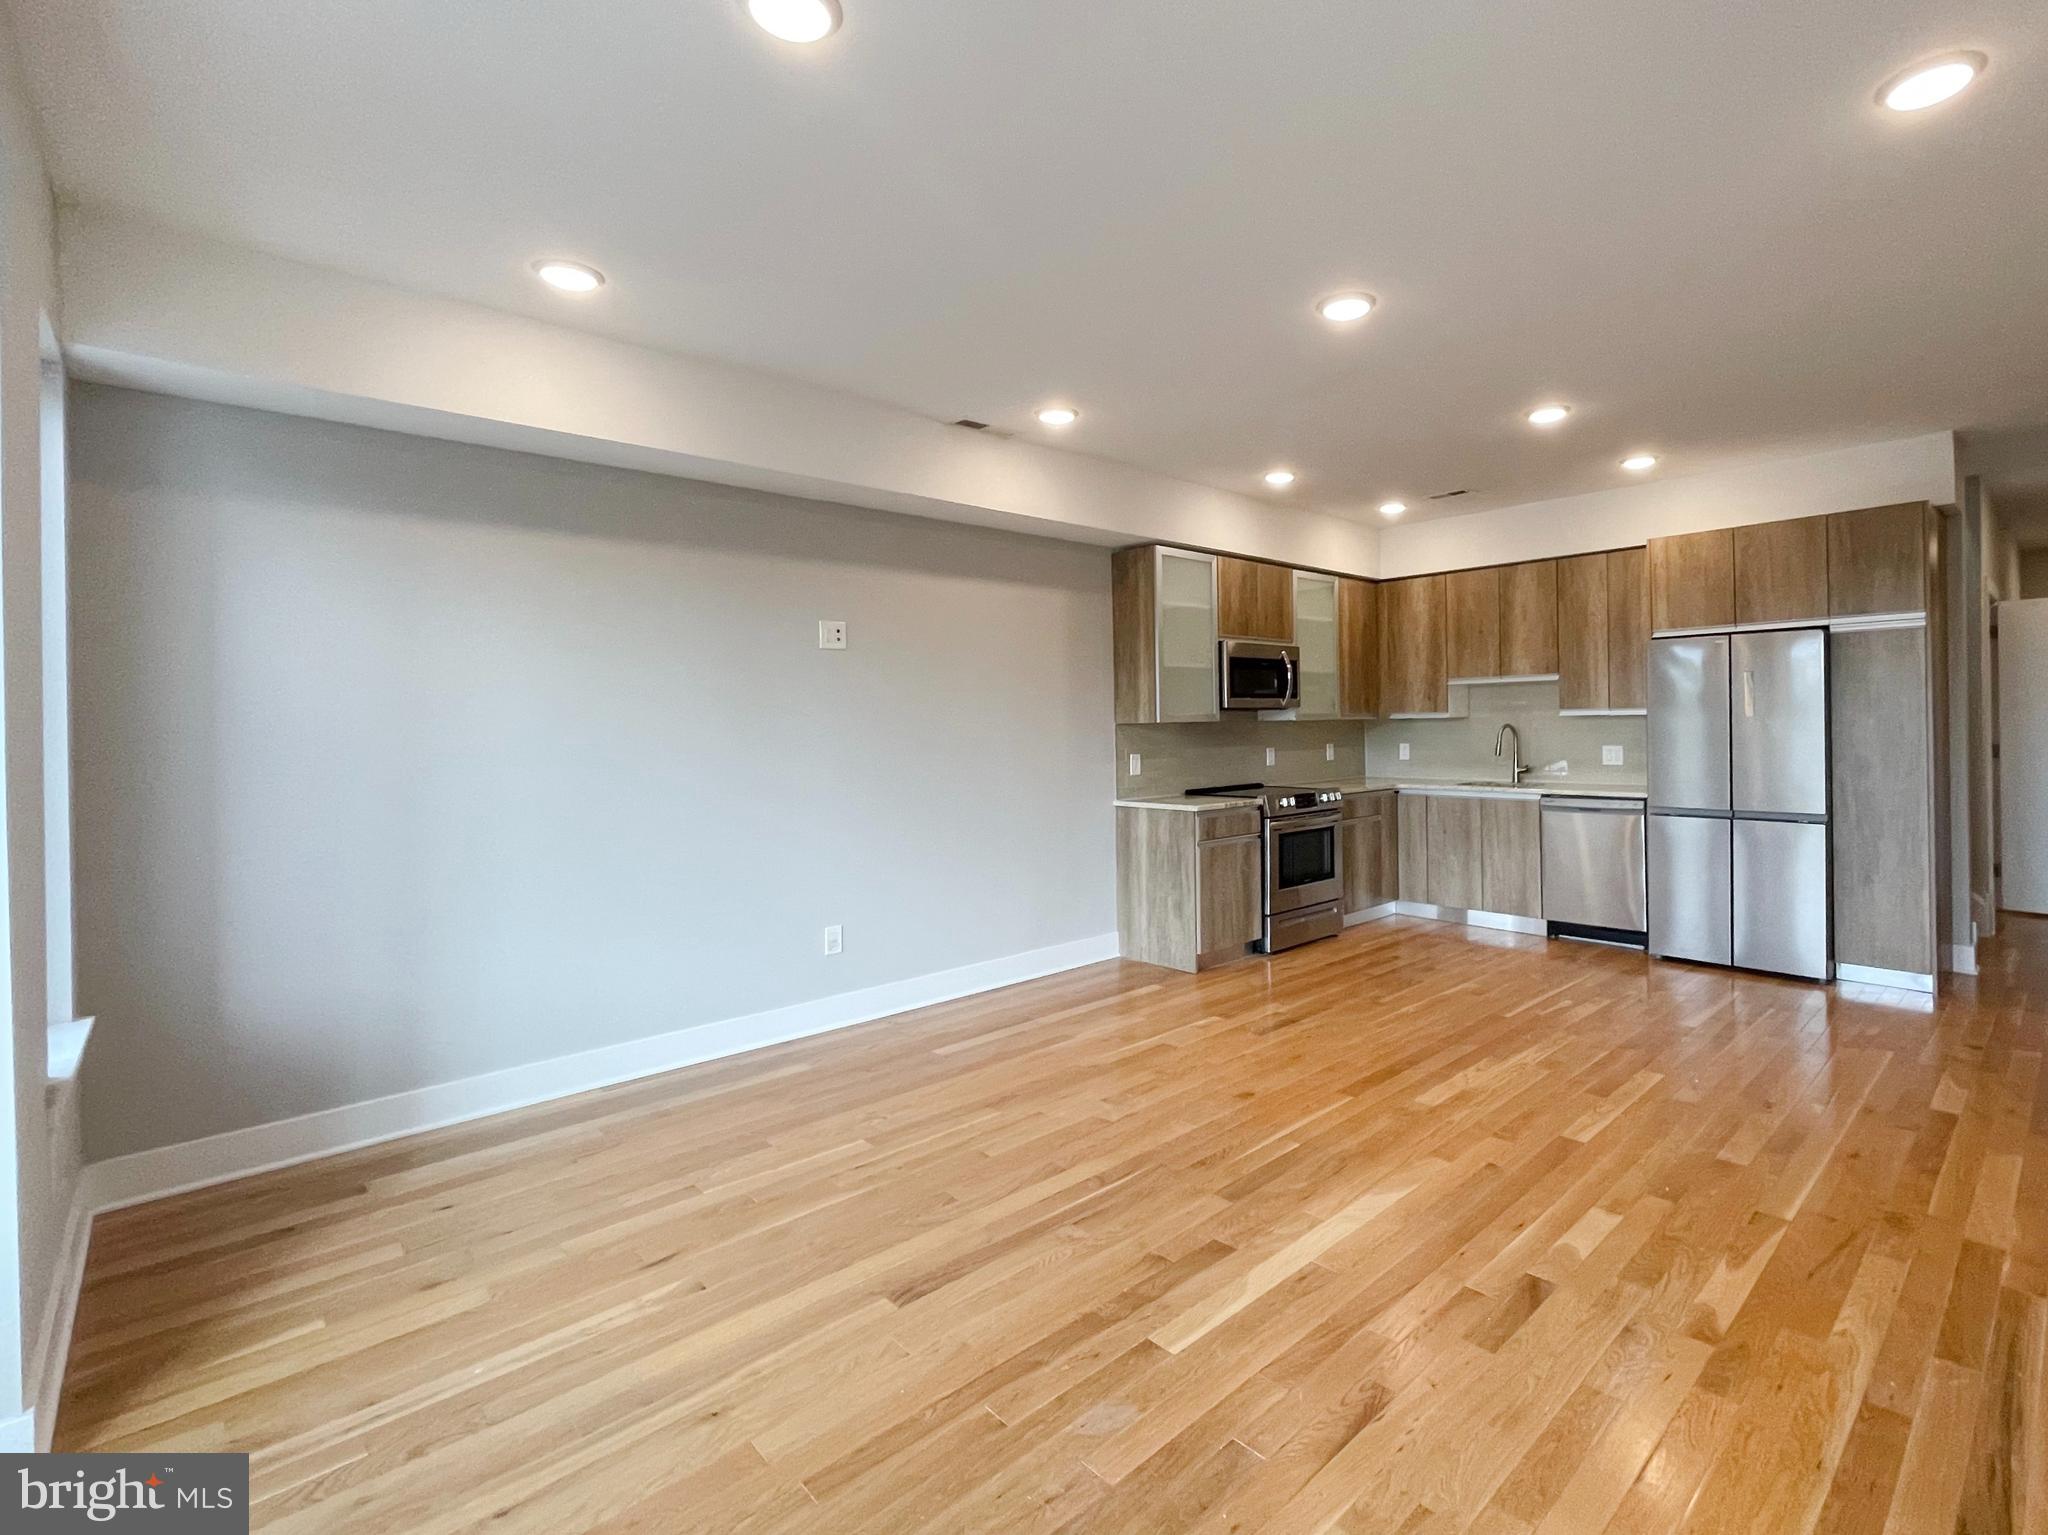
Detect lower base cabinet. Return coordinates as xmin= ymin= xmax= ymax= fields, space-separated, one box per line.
xmin=1116 ymin=805 xmax=1263 ymax=972
xmin=1341 ymin=791 xmax=1399 ymax=917
xmin=1426 ymin=796 xmax=1485 ymax=910
xmin=1400 ymin=790 xmax=1544 ymax=920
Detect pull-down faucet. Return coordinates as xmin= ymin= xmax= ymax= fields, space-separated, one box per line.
xmin=1495 ymin=723 xmax=1526 ymax=785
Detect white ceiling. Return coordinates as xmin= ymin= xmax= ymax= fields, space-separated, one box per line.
xmin=11 ymin=0 xmax=2048 ymax=525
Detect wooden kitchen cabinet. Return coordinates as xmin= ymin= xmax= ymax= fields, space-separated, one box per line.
xmin=1197 ymin=835 xmax=1263 ymax=961
xmin=1556 ymin=552 xmax=1610 ymax=710
xmin=1116 ymin=803 xmax=1262 ymax=972
xmin=1113 ymin=545 xmax=1219 ymax=724
xmin=1341 ymin=790 xmax=1398 ymax=917
xmin=1337 ymin=576 xmax=1380 ymax=717
xmin=1445 ymin=567 xmax=1501 ymax=681
xmin=1556 ymin=547 xmax=1648 ymax=711
xmin=1499 ymin=560 xmax=1559 ymax=677
xmin=1605 ymin=546 xmax=1649 ymax=710
xmin=1735 ymin=515 xmax=1829 ymax=625
xmin=1831 ymin=625 xmax=1935 ymax=978
xmin=1379 ymin=575 xmax=1449 ymax=715
xmin=1426 ymin=796 xmax=1486 ymax=910
xmin=1217 ymin=555 xmax=1294 ymax=641
xmin=1829 ymin=501 xmax=1929 ymax=616
xmin=1648 ymin=529 xmax=1735 ymax=631
xmin=1480 ymin=798 xmax=1543 ymax=919
xmin=1397 ymin=793 xmax=1429 ymax=902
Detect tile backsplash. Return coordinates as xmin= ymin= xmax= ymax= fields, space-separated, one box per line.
xmin=1117 ymin=718 xmax=1367 ymax=796
xmin=1364 ymin=681 xmax=1647 ymax=786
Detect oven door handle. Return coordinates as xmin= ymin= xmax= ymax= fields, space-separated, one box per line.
xmin=1269 ymin=813 xmax=1342 ymax=835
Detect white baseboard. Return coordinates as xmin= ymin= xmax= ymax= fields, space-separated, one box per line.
xmin=83 ymin=931 xmax=1120 ymax=1215
xmin=1342 ymin=902 xmax=1397 ymax=927
xmin=24 ymin=1189 xmax=93 ymax=1452
xmin=1394 ymin=901 xmax=1547 ymax=936
xmin=1946 ymin=942 xmax=1979 ymax=975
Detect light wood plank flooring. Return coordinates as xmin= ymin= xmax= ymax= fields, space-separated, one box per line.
xmin=58 ymin=916 xmax=2048 ymax=1533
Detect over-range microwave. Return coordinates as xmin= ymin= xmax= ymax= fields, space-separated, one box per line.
xmin=1219 ymin=638 xmax=1300 ymax=711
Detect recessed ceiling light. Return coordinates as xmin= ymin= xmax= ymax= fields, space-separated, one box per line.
xmin=533 ymin=260 xmax=605 ymax=293
xmin=1378 ymin=501 xmax=1407 ymax=518
xmin=1316 ymin=292 xmax=1377 ymax=324
xmin=1526 ymin=404 xmax=1572 ymax=427
xmin=1620 ymin=453 xmax=1659 ymax=473
xmin=747 ymin=0 xmax=842 ymax=43
xmin=1036 ymin=405 xmax=1079 ymax=428
xmin=1264 ymin=469 xmax=1297 ymax=488
xmin=1879 ymin=52 xmax=1984 ymax=111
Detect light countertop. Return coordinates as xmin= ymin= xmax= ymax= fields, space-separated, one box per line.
xmin=1116 ymin=777 xmax=1647 ymax=812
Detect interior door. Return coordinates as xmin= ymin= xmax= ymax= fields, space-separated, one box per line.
xmin=1648 ymin=813 xmax=1732 ymax=965
xmin=1730 ymin=629 xmax=1829 ymax=816
xmin=1648 ymin=636 xmax=1730 ymax=812
xmin=1998 ymin=599 xmax=2048 ymax=912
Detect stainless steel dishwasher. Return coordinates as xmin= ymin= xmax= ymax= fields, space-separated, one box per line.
xmin=1540 ymin=797 xmax=1648 ymax=946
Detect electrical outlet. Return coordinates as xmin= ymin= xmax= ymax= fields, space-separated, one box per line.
xmin=823 ymin=924 xmax=842 ymax=955
xmin=818 ymin=620 xmax=847 ymax=650
xmin=1325 ymin=743 xmax=1336 ymax=762
xmin=1264 ymin=747 xmax=1276 ymax=768
xmin=1127 ymin=753 xmax=1142 ymax=778
xmin=1398 ymin=742 xmax=1411 ymax=761
xmin=1602 ymin=744 xmax=1624 ymax=767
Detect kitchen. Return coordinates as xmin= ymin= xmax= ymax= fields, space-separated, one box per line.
xmin=1113 ymin=501 xmax=1944 ymax=994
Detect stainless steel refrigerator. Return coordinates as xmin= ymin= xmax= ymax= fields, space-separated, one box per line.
xmin=1647 ymin=629 xmax=1831 ymax=979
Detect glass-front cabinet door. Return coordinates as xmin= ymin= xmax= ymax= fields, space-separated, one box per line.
xmin=1292 ymin=570 xmax=1339 ymax=718
xmin=1156 ymin=547 xmax=1220 ymax=721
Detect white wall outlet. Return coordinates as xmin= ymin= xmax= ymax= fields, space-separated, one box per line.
xmin=823 ymin=924 xmax=842 ymax=955
xmin=818 ymin=620 xmax=847 ymax=650
xmin=1398 ymin=742 xmax=1411 ymax=761
xmin=1264 ymin=747 xmax=1277 ymax=768
xmin=1602 ymin=744 xmax=1625 ymax=767
xmin=1324 ymin=742 xmax=1336 ymax=762
xmin=1127 ymin=753 xmax=1142 ymax=778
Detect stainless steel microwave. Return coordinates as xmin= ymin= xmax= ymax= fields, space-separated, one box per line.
xmin=1219 ymin=638 xmax=1300 ymax=711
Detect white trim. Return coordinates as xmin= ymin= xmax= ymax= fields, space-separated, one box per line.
xmin=1946 ymin=941 xmax=1979 ymax=975
xmin=82 ymin=931 xmax=1120 ymax=1214
xmin=0 ymin=1410 xmax=34 ymax=1453
xmin=1393 ymin=901 xmax=1547 ymax=936
xmin=1835 ymin=962 xmax=1936 ymax=994
xmin=1342 ymin=902 xmax=1397 ymax=927
xmin=1446 ymin=673 xmax=1561 ymax=687
xmin=1826 ymin=611 xmax=1927 ymax=632
xmin=24 ymin=1191 xmax=93 ymax=1452
xmin=1558 ymin=708 xmax=1649 ymax=717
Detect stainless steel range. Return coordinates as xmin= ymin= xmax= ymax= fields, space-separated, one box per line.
xmin=1186 ymin=783 xmax=1345 ymax=953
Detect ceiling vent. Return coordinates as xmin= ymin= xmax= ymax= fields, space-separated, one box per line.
xmin=1427 ymin=489 xmax=1473 ymax=500
xmin=951 ymin=418 xmax=991 ymax=431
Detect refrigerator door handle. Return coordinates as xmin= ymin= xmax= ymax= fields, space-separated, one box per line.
xmin=1741 ymin=670 xmax=1754 ymax=718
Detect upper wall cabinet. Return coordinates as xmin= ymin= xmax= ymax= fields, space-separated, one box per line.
xmin=1445 ymin=567 xmax=1500 ymax=681
xmin=1113 ymin=545 xmax=1220 ymax=724
xmin=1648 ymin=529 xmax=1735 ymax=631
xmin=1557 ymin=548 xmax=1649 ymax=712
xmin=1217 ymin=555 xmax=1294 ymax=641
xmin=1337 ymin=577 xmax=1380 ymax=718
xmin=1734 ymin=515 xmax=1829 ymax=625
xmin=1379 ymin=575 xmax=1449 ymax=716
xmin=1500 ymin=560 xmax=1560 ymax=677
xmin=1291 ymin=570 xmax=1341 ymax=718
xmin=1605 ymin=547 xmax=1649 ymax=709
xmin=1829 ymin=501 xmax=1929 ymax=617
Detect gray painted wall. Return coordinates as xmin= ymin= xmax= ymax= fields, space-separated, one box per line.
xmin=69 ymin=385 xmax=1116 ymax=1160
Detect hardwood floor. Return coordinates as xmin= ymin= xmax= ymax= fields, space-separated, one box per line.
xmin=58 ymin=916 xmax=2048 ymax=1533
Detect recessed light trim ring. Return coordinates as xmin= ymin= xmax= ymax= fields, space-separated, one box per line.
xmin=1879 ymin=51 xmax=1985 ymax=111
xmin=533 ymin=260 xmax=605 ymax=293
